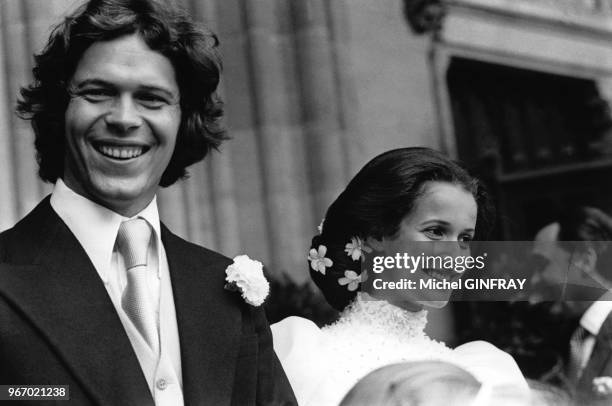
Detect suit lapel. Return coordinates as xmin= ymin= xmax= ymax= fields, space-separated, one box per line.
xmin=0 ymin=199 xmax=153 ymax=406
xmin=578 ymin=312 xmax=612 ymax=394
xmin=162 ymin=226 xmax=241 ymax=406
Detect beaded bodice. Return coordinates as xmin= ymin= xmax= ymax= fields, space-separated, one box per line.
xmin=312 ymin=295 xmax=453 ymax=404
xmin=331 ymin=295 xmax=429 ymax=338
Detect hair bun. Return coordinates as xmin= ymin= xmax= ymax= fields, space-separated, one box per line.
xmin=309 ymin=234 xmax=361 ymax=311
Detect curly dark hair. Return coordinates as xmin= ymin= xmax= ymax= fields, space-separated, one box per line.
xmin=17 ymin=0 xmax=227 ymax=186
xmin=310 ymin=147 xmax=494 ymax=311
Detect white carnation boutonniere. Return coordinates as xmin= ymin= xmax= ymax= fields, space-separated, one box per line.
xmin=224 ymin=255 xmax=270 ymax=307
xmin=593 ymin=377 xmax=612 ymax=396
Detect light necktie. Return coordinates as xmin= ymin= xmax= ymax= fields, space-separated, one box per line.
xmin=568 ymin=325 xmax=590 ymax=381
xmin=116 ymin=218 xmax=159 ymax=355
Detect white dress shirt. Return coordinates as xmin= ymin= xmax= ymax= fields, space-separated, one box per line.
xmin=50 ymin=179 xmax=184 ymax=406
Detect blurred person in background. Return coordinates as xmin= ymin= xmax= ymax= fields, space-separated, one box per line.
xmin=531 ymin=206 xmax=612 ymax=405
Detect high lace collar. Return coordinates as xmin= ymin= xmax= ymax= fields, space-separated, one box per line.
xmin=333 ymin=293 xmax=428 ymax=339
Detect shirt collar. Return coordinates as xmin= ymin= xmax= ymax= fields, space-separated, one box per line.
xmin=581 ymin=294 xmax=612 ymax=335
xmin=50 ymin=178 xmax=162 ymax=283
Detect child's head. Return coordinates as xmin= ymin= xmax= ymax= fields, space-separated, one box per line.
xmin=340 ymin=361 xmax=533 ymax=406
xmin=309 ymin=147 xmax=492 ymax=311
xmin=339 ymin=361 xmax=481 ymax=406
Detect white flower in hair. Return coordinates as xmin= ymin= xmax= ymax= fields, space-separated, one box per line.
xmin=338 ymin=270 xmax=367 ymax=291
xmin=224 ymin=255 xmax=270 ymax=306
xmin=317 ymin=218 xmax=325 ymax=234
xmin=593 ymin=376 xmax=612 ymax=396
xmin=308 ymin=245 xmax=333 ymax=275
xmin=344 ymin=237 xmax=372 ymax=261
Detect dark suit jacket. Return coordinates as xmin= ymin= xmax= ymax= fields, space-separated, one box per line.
xmin=0 ymin=197 xmax=296 ymax=406
xmin=575 ymin=310 xmax=612 ymax=405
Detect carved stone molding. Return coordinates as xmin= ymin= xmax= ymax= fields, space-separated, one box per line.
xmin=450 ymin=0 xmax=612 ymax=27
xmin=520 ymin=0 xmax=612 ymax=17
xmin=404 ymin=0 xmax=612 ymax=36
xmin=403 ymin=0 xmax=447 ymax=35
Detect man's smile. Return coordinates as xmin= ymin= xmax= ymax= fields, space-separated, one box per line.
xmin=92 ymin=141 xmax=151 ymax=161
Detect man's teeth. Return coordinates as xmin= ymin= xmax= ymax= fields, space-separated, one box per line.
xmin=99 ymin=145 xmax=144 ymax=159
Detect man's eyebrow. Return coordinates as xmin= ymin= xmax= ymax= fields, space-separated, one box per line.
xmin=137 ymin=85 xmax=179 ymax=100
xmin=70 ymin=78 xmax=114 ymax=89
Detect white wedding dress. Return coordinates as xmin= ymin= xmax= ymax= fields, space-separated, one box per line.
xmin=272 ymin=295 xmax=529 ymax=405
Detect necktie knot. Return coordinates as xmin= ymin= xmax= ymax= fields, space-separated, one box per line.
xmin=574 ymin=325 xmax=589 ymax=343
xmin=116 ymin=218 xmax=151 ymax=269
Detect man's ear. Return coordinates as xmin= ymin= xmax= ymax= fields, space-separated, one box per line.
xmin=584 ymin=247 xmax=598 ymax=273
xmin=365 ymin=236 xmax=384 ymax=251
xmin=572 ymin=247 xmax=598 ymax=274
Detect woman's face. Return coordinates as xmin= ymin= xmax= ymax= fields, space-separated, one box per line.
xmin=371 ymin=181 xmax=478 ymax=309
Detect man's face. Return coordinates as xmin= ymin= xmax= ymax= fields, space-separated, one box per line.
xmin=531 ymin=223 xmax=599 ymax=315
xmin=532 ymin=223 xmax=598 ymax=288
xmin=64 ymin=34 xmax=181 ymax=216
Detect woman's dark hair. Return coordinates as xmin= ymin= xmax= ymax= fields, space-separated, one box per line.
xmin=17 ymin=0 xmax=227 ymax=186
xmin=310 ymin=147 xmax=494 ymax=311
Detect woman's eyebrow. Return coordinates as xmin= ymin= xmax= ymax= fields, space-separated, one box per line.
xmin=420 ymin=220 xmax=475 ymax=233
xmin=420 ymin=219 xmax=450 ymax=226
